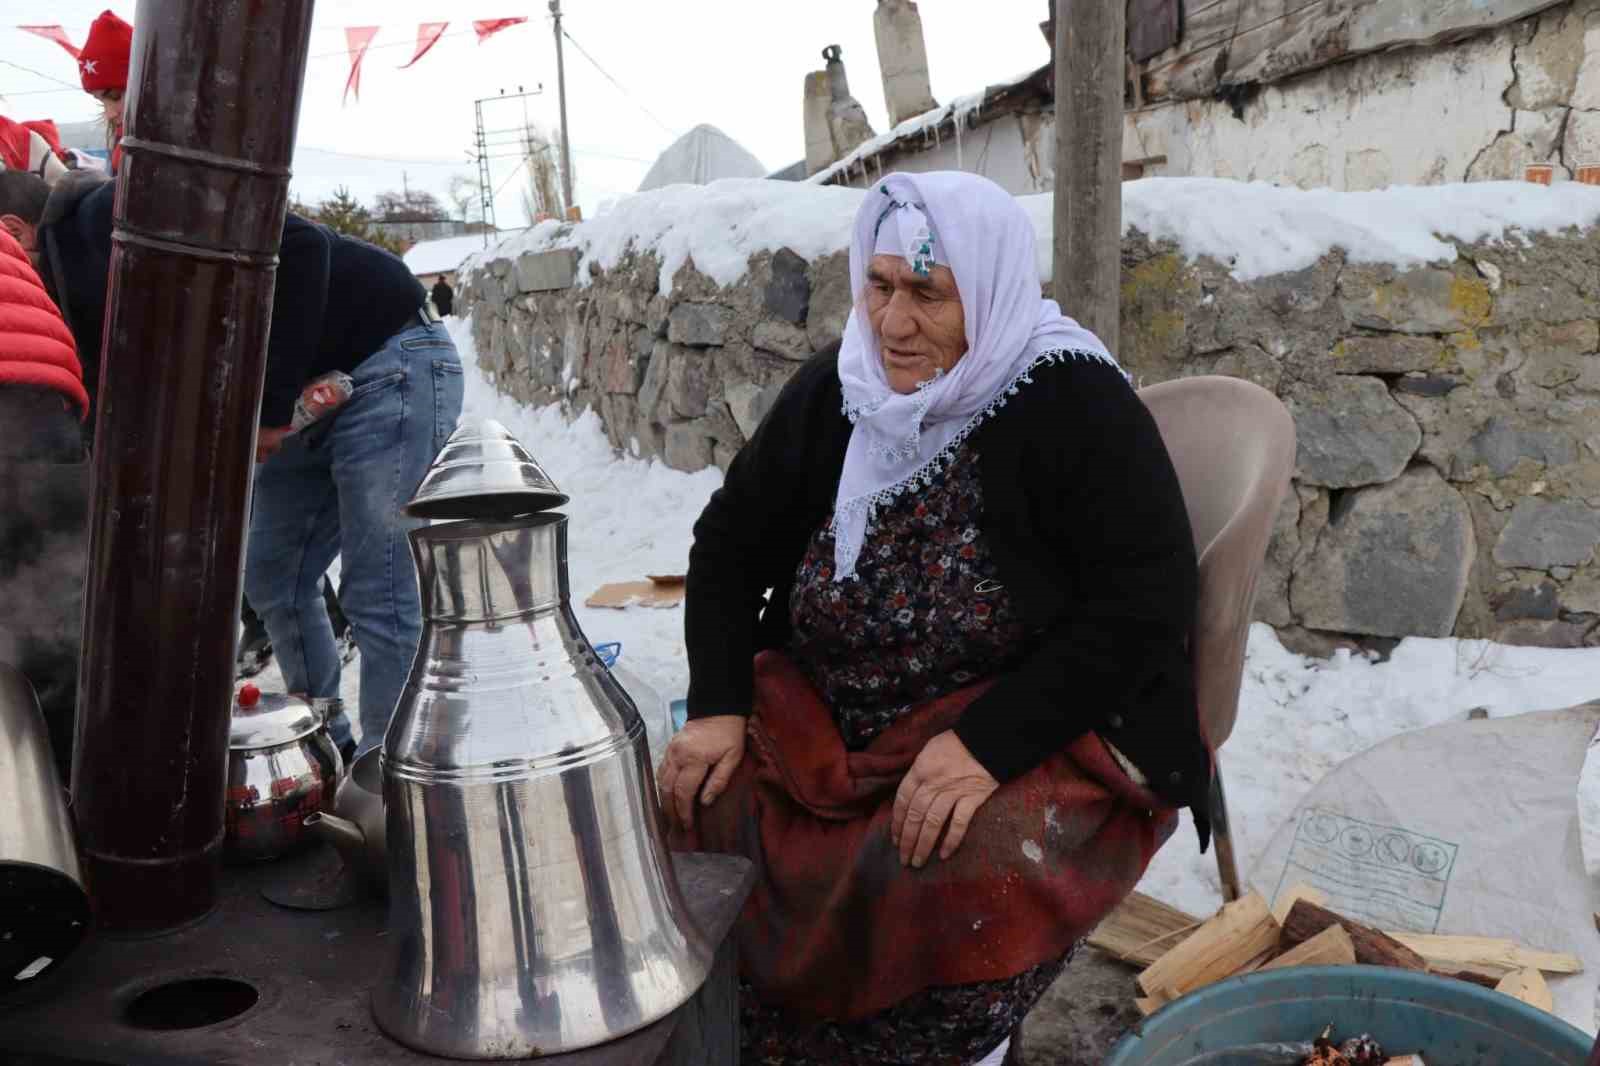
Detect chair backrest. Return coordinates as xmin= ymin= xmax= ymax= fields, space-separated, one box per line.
xmin=1137 ymin=376 xmax=1296 ymax=750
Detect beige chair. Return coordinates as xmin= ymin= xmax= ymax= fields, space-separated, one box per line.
xmin=1138 ymin=376 xmax=1297 ymax=901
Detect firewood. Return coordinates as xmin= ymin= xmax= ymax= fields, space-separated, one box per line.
xmin=1233 ymin=946 xmax=1279 ymax=976
xmin=1383 ymin=1057 xmax=1427 ymax=1065
xmin=1280 ymin=901 xmax=1426 ymax=971
xmin=1495 ymin=967 xmax=1555 ymax=1013
xmin=1260 ymin=924 xmax=1356 ymax=971
xmin=1134 ymin=996 xmax=1163 ymax=1017
xmin=1271 ymin=882 xmax=1329 ymax=925
xmin=1384 ymin=933 xmax=1582 ymax=977
xmin=1089 ymin=891 xmax=1203 ymax=967
xmin=1137 ymin=891 xmax=1279 ymax=998
xmin=1432 ymin=966 xmax=1500 ymax=990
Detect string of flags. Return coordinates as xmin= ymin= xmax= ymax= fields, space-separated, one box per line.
xmin=17 ymin=18 xmax=530 ymax=104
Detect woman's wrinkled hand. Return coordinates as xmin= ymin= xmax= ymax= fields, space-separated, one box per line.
xmin=891 ymin=730 xmax=998 ymax=868
xmin=657 ymin=715 xmax=747 ymax=830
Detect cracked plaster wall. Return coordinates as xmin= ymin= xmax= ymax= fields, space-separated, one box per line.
xmin=1124 ymin=0 xmax=1600 ymax=189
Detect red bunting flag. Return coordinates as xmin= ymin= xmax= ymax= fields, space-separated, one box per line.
xmin=472 ymin=18 xmax=528 ymax=43
xmin=399 ymin=21 xmax=449 ymax=69
xmin=19 ymin=24 xmax=81 ymax=58
xmin=343 ymin=25 xmax=380 ymax=104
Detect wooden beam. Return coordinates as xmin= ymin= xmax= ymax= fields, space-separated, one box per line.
xmin=1088 ymin=891 xmax=1204 ymax=967
xmin=1384 ymin=933 xmax=1582 ymax=977
xmin=1054 ymin=0 xmax=1124 ymax=355
xmin=1137 ymin=891 xmax=1280 ymax=998
xmin=1280 ymin=901 xmax=1427 ymax=971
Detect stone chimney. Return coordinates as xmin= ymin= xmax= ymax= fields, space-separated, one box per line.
xmin=824 ymin=45 xmax=876 ymax=160
xmin=803 ymin=69 xmax=836 ymax=175
xmin=874 ymin=0 xmax=938 ymax=126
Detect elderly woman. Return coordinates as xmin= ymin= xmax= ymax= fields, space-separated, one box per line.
xmin=661 ymin=171 xmax=1212 ymax=1065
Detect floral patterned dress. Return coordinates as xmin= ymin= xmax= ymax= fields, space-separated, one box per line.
xmin=735 ymin=440 xmax=1074 ymax=1066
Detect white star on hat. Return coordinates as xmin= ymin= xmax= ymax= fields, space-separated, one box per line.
xmin=81 ymin=59 xmax=98 ymax=74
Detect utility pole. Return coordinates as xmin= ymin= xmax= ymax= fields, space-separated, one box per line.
xmin=1052 ymin=0 xmax=1124 ymax=356
xmin=549 ymin=0 xmax=575 ymax=216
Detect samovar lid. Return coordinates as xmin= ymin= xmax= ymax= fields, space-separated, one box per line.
xmin=229 ymin=685 xmax=322 ymax=751
xmin=405 ymin=418 xmax=570 ymax=520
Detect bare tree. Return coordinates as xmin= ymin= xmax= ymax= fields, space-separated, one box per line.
xmin=447 ymin=174 xmax=481 ymax=222
xmin=520 ymin=121 xmax=575 ymax=224
xmin=373 ymin=188 xmax=447 ymax=221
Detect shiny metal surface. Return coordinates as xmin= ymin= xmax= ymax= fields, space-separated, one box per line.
xmin=225 ymin=692 xmax=342 ymax=864
xmin=404 ymin=419 xmax=569 ymax=521
xmin=374 ymin=513 xmax=712 ymax=1058
xmin=0 ymin=663 xmax=89 ymax=994
xmin=304 ymin=748 xmax=387 ymax=894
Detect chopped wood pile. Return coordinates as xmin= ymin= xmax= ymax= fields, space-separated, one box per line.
xmin=1087 ymin=884 xmax=1578 ymax=1019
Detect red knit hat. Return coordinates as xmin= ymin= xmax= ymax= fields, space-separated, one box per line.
xmin=78 ymin=10 xmax=133 ymax=94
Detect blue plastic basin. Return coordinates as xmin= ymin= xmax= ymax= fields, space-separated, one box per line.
xmin=1105 ymin=966 xmax=1591 ymax=1066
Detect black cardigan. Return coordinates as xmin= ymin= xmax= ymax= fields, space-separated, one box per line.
xmin=685 ymin=345 xmax=1212 ymax=844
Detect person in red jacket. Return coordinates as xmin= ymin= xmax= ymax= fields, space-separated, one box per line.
xmin=77 ymin=10 xmax=133 ymax=172
xmin=0 ymin=222 xmax=89 ymax=775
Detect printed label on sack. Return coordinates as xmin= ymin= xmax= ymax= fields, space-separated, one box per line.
xmin=1271 ymin=808 xmax=1459 ymax=933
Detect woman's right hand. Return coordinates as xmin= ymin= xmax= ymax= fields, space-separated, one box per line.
xmin=657 ymin=715 xmax=747 ymax=830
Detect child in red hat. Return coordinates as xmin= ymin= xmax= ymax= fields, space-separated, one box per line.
xmin=77 ymin=10 xmax=133 ymax=171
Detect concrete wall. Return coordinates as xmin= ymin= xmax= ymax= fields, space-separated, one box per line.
xmin=459 ymin=221 xmax=1600 ymax=653
xmin=826 ymin=112 xmax=1057 ymax=196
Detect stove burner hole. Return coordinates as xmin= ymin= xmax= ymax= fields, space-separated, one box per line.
xmin=124 ymin=977 xmax=259 ymax=1030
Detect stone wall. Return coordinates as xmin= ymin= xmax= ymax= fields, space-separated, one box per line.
xmin=459 ymin=226 xmax=1600 ymax=651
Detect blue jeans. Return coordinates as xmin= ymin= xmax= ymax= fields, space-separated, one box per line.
xmin=244 ymin=320 xmax=463 ymax=754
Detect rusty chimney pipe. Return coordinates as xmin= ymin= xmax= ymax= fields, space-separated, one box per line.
xmin=71 ymin=0 xmax=316 ymax=936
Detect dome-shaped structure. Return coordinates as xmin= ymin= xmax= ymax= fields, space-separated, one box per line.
xmin=638 ymin=123 xmax=766 ymax=191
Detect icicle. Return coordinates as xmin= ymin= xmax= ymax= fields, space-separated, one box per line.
xmin=955 ymin=107 xmax=964 ymax=170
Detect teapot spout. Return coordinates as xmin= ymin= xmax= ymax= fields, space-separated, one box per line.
xmin=304 ymin=811 xmax=365 ymax=860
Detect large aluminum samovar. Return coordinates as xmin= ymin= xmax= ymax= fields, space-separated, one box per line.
xmin=372 ymin=421 xmax=712 ymax=1059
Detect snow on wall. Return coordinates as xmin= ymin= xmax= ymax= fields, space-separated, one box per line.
xmin=470 ymin=175 xmax=1600 ymax=296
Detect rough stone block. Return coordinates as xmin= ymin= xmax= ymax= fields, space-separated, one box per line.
xmin=668 ymin=302 xmax=732 ymax=347
xmin=664 ymin=423 xmax=715 ymax=472
xmin=1565 ymin=574 xmax=1600 ymax=614
xmin=1493 ymin=497 xmax=1600 ymax=569
xmin=514 ymin=248 xmax=581 ymax=293
xmin=1453 ymin=416 xmax=1579 ymax=478
xmin=599 ymin=331 xmax=646 ymax=395
xmin=639 ymin=341 xmax=673 ymax=421
xmin=667 ymin=348 xmax=713 ymax=418
xmin=1254 ymin=490 xmax=1300 ymax=628
xmin=1493 ymin=581 xmax=1560 ymax=621
xmin=764 ymin=247 xmax=811 ymax=325
xmin=1337 ymin=266 xmax=1493 ymax=334
xmin=752 ymin=319 xmax=812 ymax=361
xmin=1014 ymin=946 xmax=1141 ymax=1066
xmin=1392 ymin=374 xmax=1462 ymax=397
xmin=1292 ymin=466 xmax=1475 ymax=638
xmin=1287 ymin=377 xmax=1421 ymax=488
xmin=1493 ymin=618 xmax=1597 ymax=648
xmin=726 ymin=381 xmax=785 ymax=439
xmin=806 ymin=252 xmax=853 ymax=353
xmin=1332 ymin=334 xmax=1446 ymax=374
xmin=713 ymin=442 xmax=741 ymax=472
xmin=489 ymin=257 xmax=512 ymax=277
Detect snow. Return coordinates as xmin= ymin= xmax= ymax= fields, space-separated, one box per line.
xmin=403 ymin=234 xmax=494 ymax=278
xmin=470 ymin=176 xmax=1600 ymax=302
xmin=637 ymin=124 xmax=768 ymax=193
xmin=478 ymin=179 xmax=866 ymax=296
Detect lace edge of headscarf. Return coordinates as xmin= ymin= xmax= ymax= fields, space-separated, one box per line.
xmin=840 ymin=368 xmax=945 ymax=464
xmin=830 ymin=346 xmax=1126 ymax=580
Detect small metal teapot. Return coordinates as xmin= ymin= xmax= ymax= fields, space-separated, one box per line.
xmin=304 ymin=747 xmax=386 ymax=894
xmin=225 ymin=685 xmax=342 ymax=863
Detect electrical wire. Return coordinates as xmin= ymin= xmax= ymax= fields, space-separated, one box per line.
xmin=0 ymin=58 xmax=80 ymax=90
xmin=558 ymin=27 xmax=675 ymax=136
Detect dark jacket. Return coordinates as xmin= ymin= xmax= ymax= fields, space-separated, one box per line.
xmin=686 ymin=346 xmax=1212 ymax=843
xmin=431 ymin=278 xmax=454 ymax=317
xmin=38 ymin=177 xmax=426 ymax=427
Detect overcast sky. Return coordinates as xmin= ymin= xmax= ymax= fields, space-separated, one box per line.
xmin=3 ymin=1 xmax=1050 ymax=230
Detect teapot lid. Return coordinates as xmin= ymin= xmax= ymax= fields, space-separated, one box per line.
xmin=230 ymin=684 xmax=321 ymax=750
xmin=405 ymin=418 xmax=569 ymax=521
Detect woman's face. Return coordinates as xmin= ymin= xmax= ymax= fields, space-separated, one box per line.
xmin=95 ymin=91 xmax=124 ymax=131
xmin=865 ymin=253 xmax=968 ymax=395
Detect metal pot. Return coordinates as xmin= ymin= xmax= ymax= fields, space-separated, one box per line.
xmin=372 ymin=420 xmax=712 ymax=1059
xmin=304 ymin=747 xmax=385 ymax=894
xmin=225 ymin=685 xmax=341 ymax=863
xmin=0 ymin=663 xmax=89 ymax=996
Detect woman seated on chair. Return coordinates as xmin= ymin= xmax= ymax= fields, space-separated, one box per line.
xmin=659 ymin=171 xmax=1214 ymax=1065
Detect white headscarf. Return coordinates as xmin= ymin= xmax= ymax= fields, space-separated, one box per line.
xmin=831 ymin=171 xmax=1121 ymax=581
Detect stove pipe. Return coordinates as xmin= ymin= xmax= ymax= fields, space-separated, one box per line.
xmin=71 ymin=0 xmax=315 ymax=937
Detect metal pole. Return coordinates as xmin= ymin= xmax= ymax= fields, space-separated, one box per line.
xmin=1052 ymin=0 xmax=1124 ymax=355
xmin=72 ymin=0 xmax=315 ymax=937
xmin=550 ymin=0 xmax=575 ymax=215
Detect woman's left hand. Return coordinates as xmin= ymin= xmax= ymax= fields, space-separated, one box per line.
xmin=891 ymin=730 xmax=998 ymax=868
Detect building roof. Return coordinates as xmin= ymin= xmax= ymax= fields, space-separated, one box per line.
xmin=638 ymin=124 xmax=768 ymax=192
xmin=806 ymin=65 xmax=1051 ymax=186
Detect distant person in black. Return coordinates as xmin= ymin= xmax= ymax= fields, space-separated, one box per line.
xmin=430 ymin=275 xmax=454 ymax=318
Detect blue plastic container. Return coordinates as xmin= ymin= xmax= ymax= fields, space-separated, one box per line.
xmin=1105 ymin=966 xmax=1591 ymax=1066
